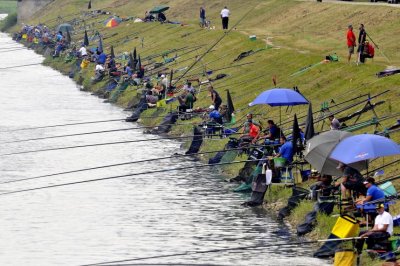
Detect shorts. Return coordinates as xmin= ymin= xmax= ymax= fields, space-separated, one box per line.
xmin=200 ymin=18 xmax=205 ymax=25
xmin=348 ymin=46 xmax=355 ymax=54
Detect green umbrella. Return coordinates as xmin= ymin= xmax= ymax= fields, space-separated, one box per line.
xmin=149 ymin=5 xmax=169 ymax=14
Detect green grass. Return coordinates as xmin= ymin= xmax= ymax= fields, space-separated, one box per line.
xmin=0 ymin=0 xmax=16 ymax=14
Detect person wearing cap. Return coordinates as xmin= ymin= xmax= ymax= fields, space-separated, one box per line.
xmin=328 ymin=114 xmax=340 ymax=130
xmin=160 ymin=74 xmax=169 ymax=90
xmin=358 ymin=177 xmax=385 ymax=205
xmin=335 ymin=163 xmax=366 ymax=198
xmin=208 ymin=105 xmax=223 ymax=124
xmin=346 ymin=24 xmax=356 ymax=63
xmin=356 ymin=203 xmax=393 ymax=253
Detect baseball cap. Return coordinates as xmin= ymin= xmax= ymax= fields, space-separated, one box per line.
xmin=363 ymin=180 xmax=369 ymax=185
xmin=160 ymin=74 xmax=165 ymax=78
xmin=209 ymin=105 xmax=215 ymax=110
xmin=376 ymin=203 xmax=385 ymax=209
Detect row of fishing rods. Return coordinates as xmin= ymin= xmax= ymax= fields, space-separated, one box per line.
xmin=0 ymin=88 xmax=393 ymax=139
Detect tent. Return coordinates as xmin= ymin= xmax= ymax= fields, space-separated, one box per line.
xmin=104 ymin=18 xmax=120 ymax=28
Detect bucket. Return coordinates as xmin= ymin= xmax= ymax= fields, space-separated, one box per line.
xmin=273 ymin=157 xmax=286 ymax=168
xmin=249 ymin=35 xmax=256 ymax=41
xmin=379 ymin=181 xmax=397 ymax=196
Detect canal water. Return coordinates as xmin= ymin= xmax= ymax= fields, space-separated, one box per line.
xmin=0 ymin=33 xmax=328 ymax=266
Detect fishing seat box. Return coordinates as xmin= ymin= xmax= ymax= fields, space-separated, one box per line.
xmin=331 ymin=215 xmax=359 ymax=239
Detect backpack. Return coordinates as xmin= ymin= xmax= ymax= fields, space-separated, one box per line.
xmin=368 ymin=44 xmax=375 ymax=58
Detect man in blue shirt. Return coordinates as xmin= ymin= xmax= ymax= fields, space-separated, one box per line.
xmin=97 ymin=52 xmax=107 ymax=65
xmin=209 ymin=106 xmax=223 ymax=124
xmin=275 ymin=135 xmax=294 ymax=163
xmin=360 ymin=177 xmax=385 ymax=204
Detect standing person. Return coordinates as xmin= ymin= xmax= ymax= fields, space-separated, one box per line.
xmin=358 ymin=23 xmax=367 ymax=63
xmin=346 ymin=25 xmax=356 ymax=63
xmin=328 ymin=114 xmax=340 ymax=130
xmin=220 ymin=6 xmax=230 ymax=31
xmin=208 ymin=86 xmax=222 ymax=111
xmin=199 ymin=7 xmax=206 ymax=28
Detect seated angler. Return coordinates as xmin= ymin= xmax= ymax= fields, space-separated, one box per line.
xmin=177 ymin=90 xmax=194 ymax=113
xmin=335 ymin=163 xmax=366 ymax=199
xmin=356 ymin=203 xmax=393 ymax=254
xmin=358 ymin=177 xmax=385 ymax=205
xmin=208 ymin=105 xmax=223 ymax=125
xmin=97 ymin=51 xmax=107 ymax=65
xmin=238 ymin=119 xmax=260 ymax=148
xmin=260 ymin=120 xmax=282 ymax=141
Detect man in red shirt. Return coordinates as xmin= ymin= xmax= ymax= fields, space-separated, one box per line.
xmin=346 ymin=25 xmax=356 ymax=63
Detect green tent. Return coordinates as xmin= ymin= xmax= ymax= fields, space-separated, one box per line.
xmin=149 ymin=5 xmax=169 ymax=14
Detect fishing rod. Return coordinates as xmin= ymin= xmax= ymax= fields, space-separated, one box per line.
xmin=0 ymin=62 xmax=44 ymax=71
xmin=280 ymin=90 xmax=389 ymax=127
xmin=173 ymin=5 xmax=257 ymax=86
xmin=83 ymin=237 xmax=362 ymax=266
xmin=184 ymin=62 xmax=255 ymax=79
xmin=0 ymin=118 xmax=126 ymax=133
xmin=0 ymin=132 xmax=242 ymax=157
xmin=0 ymin=145 xmax=264 ymax=186
xmin=0 ymin=48 xmax=30 ymax=54
xmin=0 ymin=159 xmax=262 ymax=196
xmin=0 ymin=121 xmax=206 ymax=144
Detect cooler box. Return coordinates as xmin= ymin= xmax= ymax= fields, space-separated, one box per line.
xmin=331 ymin=215 xmax=359 ymax=239
xmin=379 ymin=181 xmax=397 ymax=197
xmin=249 ymin=35 xmax=256 ymax=41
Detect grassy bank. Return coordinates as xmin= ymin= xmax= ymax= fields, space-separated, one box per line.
xmin=0 ymin=0 xmax=16 ymax=14
xmin=10 ymin=1 xmax=400 ymax=264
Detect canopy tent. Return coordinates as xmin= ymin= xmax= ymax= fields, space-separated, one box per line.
xmin=149 ymin=5 xmax=169 ymax=14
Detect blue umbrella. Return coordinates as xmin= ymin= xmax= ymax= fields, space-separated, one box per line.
xmin=249 ymin=88 xmax=309 ymax=107
xmin=330 ymin=134 xmax=400 ymax=164
xmin=249 ymin=88 xmax=309 ymax=124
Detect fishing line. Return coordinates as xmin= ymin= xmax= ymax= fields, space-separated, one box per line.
xmin=0 ymin=118 xmax=126 ymax=133
xmin=0 ymin=62 xmax=44 ymax=70
xmin=0 ymin=146 xmax=263 ymax=185
xmin=0 ymin=159 xmax=262 ymax=196
xmin=82 ymin=237 xmax=361 ymax=266
xmin=0 ymin=132 xmax=242 ymax=157
xmin=0 ymin=122 xmax=201 ymax=144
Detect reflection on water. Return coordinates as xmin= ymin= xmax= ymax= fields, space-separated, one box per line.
xmin=0 ymin=33 xmax=328 ymax=265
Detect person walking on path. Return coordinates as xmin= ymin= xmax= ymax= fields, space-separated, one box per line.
xmin=200 ymin=7 xmax=206 ymax=28
xmin=346 ymin=25 xmax=356 ymax=63
xmin=358 ymin=23 xmax=367 ymax=63
xmin=220 ymin=6 xmax=230 ymax=31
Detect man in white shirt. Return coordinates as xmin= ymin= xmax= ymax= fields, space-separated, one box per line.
xmin=356 ymin=203 xmax=393 ymax=253
xmin=220 ymin=6 xmax=230 ymax=30
xmin=79 ymin=45 xmax=87 ymax=58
